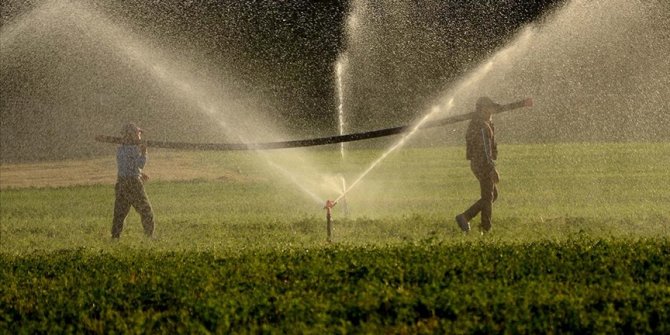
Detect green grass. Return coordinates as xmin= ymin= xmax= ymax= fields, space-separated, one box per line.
xmin=1 ymin=142 xmax=669 ymax=333
xmin=2 ymin=240 xmax=669 ymax=333
xmin=2 ymin=142 xmax=668 ymax=252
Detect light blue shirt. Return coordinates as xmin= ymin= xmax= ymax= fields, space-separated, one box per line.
xmin=116 ymin=145 xmax=146 ymax=178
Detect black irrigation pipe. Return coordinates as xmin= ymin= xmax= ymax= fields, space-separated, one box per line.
xmin=95 ymin=103 xmax=528 ymax=151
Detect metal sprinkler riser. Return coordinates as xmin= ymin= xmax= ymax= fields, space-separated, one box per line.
xmin=324 ymin=200 xmax=337 ymax=242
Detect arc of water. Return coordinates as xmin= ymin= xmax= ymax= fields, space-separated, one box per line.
xmin=3 ymin=0 xmax=337 ymax=204
xmin=266 ymin=160 xmax=324 ymax=204
xmin=334 ymin=107 xmax=444 ymax=203
xmin=334 ymin=28 xmax=535 ymax=203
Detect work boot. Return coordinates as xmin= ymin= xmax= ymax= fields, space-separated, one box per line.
xmin=455 ymin=214 xmax=470 ymax=233
xmin=480 ymin=224 xmax=492 ymax=236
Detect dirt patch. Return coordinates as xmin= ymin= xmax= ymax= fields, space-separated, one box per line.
xmin=0 ymin=151 xmax=255 ymax=189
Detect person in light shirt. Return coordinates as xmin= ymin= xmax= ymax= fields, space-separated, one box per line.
xmin=111 ymin=123 xmax=155 ymax=239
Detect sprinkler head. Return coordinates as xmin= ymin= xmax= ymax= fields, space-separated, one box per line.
xmin=324 ymin=200 xmax=337 ymax=210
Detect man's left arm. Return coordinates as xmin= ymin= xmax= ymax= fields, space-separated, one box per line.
xmin=136 ymin=145 xmax=149 ymax=181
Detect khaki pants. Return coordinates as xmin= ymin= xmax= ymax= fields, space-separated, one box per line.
xmin=112 ymin=177 xmax=154 ymax=238
xmin=462 ymin=161 xmax=498 ymax=231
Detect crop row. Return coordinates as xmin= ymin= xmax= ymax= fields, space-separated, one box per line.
xmin=2 ymin=238 xmax=669 ymax=333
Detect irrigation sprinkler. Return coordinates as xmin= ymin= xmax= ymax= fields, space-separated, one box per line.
xmin=324 ymin=200 xmax=337 ymax=242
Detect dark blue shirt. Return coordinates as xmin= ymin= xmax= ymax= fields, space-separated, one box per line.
xmin=116 ymin=145 xmax=146 ymax=177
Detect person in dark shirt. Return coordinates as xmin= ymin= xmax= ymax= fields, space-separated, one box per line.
xmin=112 ymin=123 xmax=155 ymax=239
xmin=455 ymin=97 xmax=532 ymax=234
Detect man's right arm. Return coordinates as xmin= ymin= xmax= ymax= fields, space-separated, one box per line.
xmin=135 ymin=145 xmax=147 ymax=170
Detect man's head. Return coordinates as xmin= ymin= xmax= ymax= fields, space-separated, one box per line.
xmin=122 ymin=123 xmax=142 ymax=141
xmin=475 ymin=97 xmax=499 ymax=119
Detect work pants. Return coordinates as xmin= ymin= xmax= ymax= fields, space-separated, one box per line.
xmin=462 ymin=161 xmax=498 ymax=231
xmin=112 ymin=177 xmax=154 ymax=238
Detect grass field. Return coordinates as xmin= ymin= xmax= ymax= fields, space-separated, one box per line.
xmin=1 ymin=142 xmax=669 ymax=332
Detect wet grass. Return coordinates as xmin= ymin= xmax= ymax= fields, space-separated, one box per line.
xmin=1 ymin=142 xmax=669 ymax=332
xmin=2 ymin=142 xmax=668 ymax=252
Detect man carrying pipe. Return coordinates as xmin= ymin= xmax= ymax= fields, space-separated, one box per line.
xmin=111 ymin=123 xmax=155 ymax=239
xmin=455 ymin=97 xmax=532 ymax=234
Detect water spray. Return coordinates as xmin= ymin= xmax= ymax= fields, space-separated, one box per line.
xmin=339 ymin=174 xmax=349 ymax=217
xmin=324 ymin=26 xmax=536 ymax=203
xmin=335 ymin=56 xmax=347 ymax=160
xmin=335 ymin=56 xmax=350 ymax=219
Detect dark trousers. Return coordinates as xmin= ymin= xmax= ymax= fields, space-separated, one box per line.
xmin=112 ymin=177 xmax=154 ymax=238
xmin=462 ymin=161 xmax=498 ymax=231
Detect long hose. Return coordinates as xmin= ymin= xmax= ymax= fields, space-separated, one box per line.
xmin=95 ymin=101 xmax=528 ymax=151
xmin=95 ymin=112 xmax=478 ymax=151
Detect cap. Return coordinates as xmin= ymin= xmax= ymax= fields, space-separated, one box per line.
xmin=121 ymin=123 xmax=142 ymax=136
